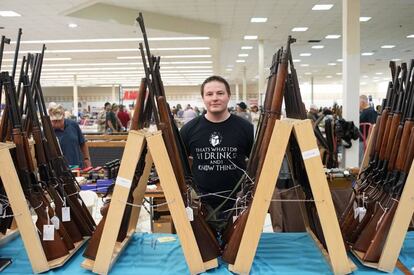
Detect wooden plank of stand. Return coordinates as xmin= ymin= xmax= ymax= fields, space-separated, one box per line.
xmin=147 ymin=131 xmax=209 ymax=274
xmin=128 ymin=153 xmax=153 ymax=232
xmin=81 ymin=229 xmax=135 ymax=271
xmin=230 ymin=120 xmax=293 ymax=274
xmin=92 ymin=130 xmax=146 ymax=274
xmin=0 ymin=143 xmax=49 ymax=273
xmin=377 ymin=160 xmax=414 ymax=272
xmin=293 ymin=119 xmax=352 ymax=274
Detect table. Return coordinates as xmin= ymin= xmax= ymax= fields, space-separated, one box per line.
xmin=1 ymin=231 xmax=413 ymax=274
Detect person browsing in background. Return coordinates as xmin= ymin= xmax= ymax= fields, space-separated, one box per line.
xmin=97 ymin=102 xmax=109 ymax=133
xmin=180 ymin=76 xmax=254 ymax=232
xmin=117 ymin=104 xmax=131 ymax=130
xmin=48 ymin=102 xmax=91 ymax=168
xmin=307 ymin=103 xmax=320 ymax=122
xmin=105 ymin=103 xmax=118 ymax=133
xmin=235 ymin=101 xmax=252 ymax=123
xmin=250 ymin=105 xmax=260 ymax=133
xmin=182 ymin=104 xmax=197 ymax=124
xmin=359 ymin=95 xmax=378 ymax=164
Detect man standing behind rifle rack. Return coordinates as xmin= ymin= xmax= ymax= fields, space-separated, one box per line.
xmin=180 ymin=76 xmax=254 ymax=233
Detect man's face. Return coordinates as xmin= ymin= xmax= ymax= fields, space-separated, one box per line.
xmin=50 ymin=119 xmax=64 ymax=130
xmin=105 ymin=104 xmax=111 ymax=111
xmin=202 ymin=81 xmax=230 ymax=115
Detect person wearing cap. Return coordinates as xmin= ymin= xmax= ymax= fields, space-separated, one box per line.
xmin=180 ymin=76 xmax=254 ymax=232
xmin=235 ymin=101 xmax=252 ymax=123
xmin=48 ymin=103 xmax=91 ymax=168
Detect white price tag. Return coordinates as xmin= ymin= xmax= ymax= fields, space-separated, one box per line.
xmin=78 ymin=198 xmax=83 ymax=206
xmin=0 ymin=203 xmax=3 ymax=216
xmin=186 ymin=207 xmax=194 ymax=221
xmin=62 ymin=207 xmax=71 ymax=222
xmin=115 ymin=177 xmax=132 ymax=188
xmin=43 ymin=225 xmax=55 ymax=241
xmin=354 ymin=207 xmax=359 ymax=219
xmin=233 ymin=216 xmax=238 ymax=223
xmin=301 ymin=148 xmax=320 ymax=160
xmin=358 ymin=207 xmax=367 ymax=222
xmin=50 ymin=216 xmax=60 ymax=230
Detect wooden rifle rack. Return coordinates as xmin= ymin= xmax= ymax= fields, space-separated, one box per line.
xmin=228 ymin=119 xmax=353 ymax=275
xmin=82 ymin=130 xmax=218 ymax=274
xmin=350 ymin=125 xmax=414 ymax=272
xmin=0 ymin=142 xmax=87 ymax=273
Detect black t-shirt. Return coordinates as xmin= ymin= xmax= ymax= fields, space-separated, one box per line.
xmin=180 ymin=114 xmax=254 ymax=210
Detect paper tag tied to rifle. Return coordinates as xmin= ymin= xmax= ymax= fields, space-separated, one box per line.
xmin=357 ymin=207 xmax=367 ymax=222
xmin=62 ymin=207 xmax=71 ymax=222
xmin=50 ymin=216 xmax=60 ymax=230
xmin=43 ymin=225 xmax=55 ymax=241
xmin=186 ymin=207 xmax=194 ymax=221
xmin=353 ymin=201 xmax=358 ymax=219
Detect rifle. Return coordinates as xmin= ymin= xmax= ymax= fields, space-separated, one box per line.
xmin=222 ymin=36 xmax=294 ymax=264
xmin=137 ymin=12 xmax=221 ymax=262
xmin=32 ymin=48 xmax=95 ymax=237
xmin=24 ymin=53 xmax=83 ymax=244
xmin=1 ymin=70 xmax=70 ymax=260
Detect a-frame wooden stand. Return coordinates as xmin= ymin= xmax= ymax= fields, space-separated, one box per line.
xmin=228 ymin=119 xmax=353 ymax=275
xmin=0 ymin=143 xmax=87 ymax=273
xmin=349 ymin=125 xmax=414 ymax=272
xmin=82 ymin=130 xmax=218 ymax=274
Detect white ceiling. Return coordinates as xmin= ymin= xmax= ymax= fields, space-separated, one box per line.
xmin=0 ymin=0 xmax=413 ymax=87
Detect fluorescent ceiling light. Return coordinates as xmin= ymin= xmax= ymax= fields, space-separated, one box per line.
xmin=117 ymin=55 xmax=211 ymax=59
xmin=407 ymin=34 xmax=414 ymax=38
xmin=361 ymin=52 xmax=374 ymax=56
xmin=336 ymin=73 xmax=342 ymax=75
xmin=241 ymin=46 xmax=253 ymax=50
xmin=325 ymin=34 xmax=341 ymax=39
xmin=359 ymin=17 xmax=371 ymax=22
xmin=250 ymin=17 xmax=268 ymax=23
xmin=362 ymin=75 xmax=369 ymax=78
xmin=68 ymin=23 xmax=78 ymax=28
xmin=244 ymin=35 xmax=258 ymax=40
xmin=238 ymin=53 xmax=249 ymax=57
xmin=381 ymin=45 xmax=395 ymax=49
xmin=300 ymin=64 xmax=309 ymax=67
xmin=375 ymin=72 xmax=383 ymax=75
xmin=227 ymin=64 xmax=234 ymax=68
xmin=14 ymin=37 xmax=209 ymax=44
xmin=304 ymin=72 xmax=312 ymax=75
xmin=326 ymin=75 xmax=333 ymax=78
xmin=3 ymin=57 xmax=72 ymax=62
xmin=226 ymin=68 xmax=233 ymax=71
xmin=236 ymin=60 xmax=246 ymax=63
xmin=292 ymin=27 xmax=308 ymax=32
xmin=0 ymin=11 xmax=21 ymax=17
xmin=300 ymin=53 xmax=311 ymax=57
xmin=328 ymin=63 xmax=337 ymax=66
xmin=292 ymin=59 xmax=301 ymax=62
xmin=336 ymin=58 xmax=343 ymax=62
xmin=392 ymin=58 xmax=401 ymax=61
xmin=312 ymin=4 xmax=334 ymax=10
xmin=360 ymin=82 xmax=367 ymax=85
xmin=312 ymin=45 xmax=324 ymax=49
xmin=4 ymin=47 xmax=210 ymax=54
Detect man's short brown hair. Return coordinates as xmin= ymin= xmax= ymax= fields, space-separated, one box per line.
xmin=200 ymin=75 xmax=231 ymax=97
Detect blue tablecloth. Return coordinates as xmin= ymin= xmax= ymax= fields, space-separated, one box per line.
xmin=0 ymin=231 xmax=411 ymax=274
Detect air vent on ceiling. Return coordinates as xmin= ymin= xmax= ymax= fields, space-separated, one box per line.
xmin=308 ymin=40 xmax=321 ymax=43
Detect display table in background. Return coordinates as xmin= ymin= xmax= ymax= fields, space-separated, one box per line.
xmin=1 ymin=231 xmax=413 ymax=274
